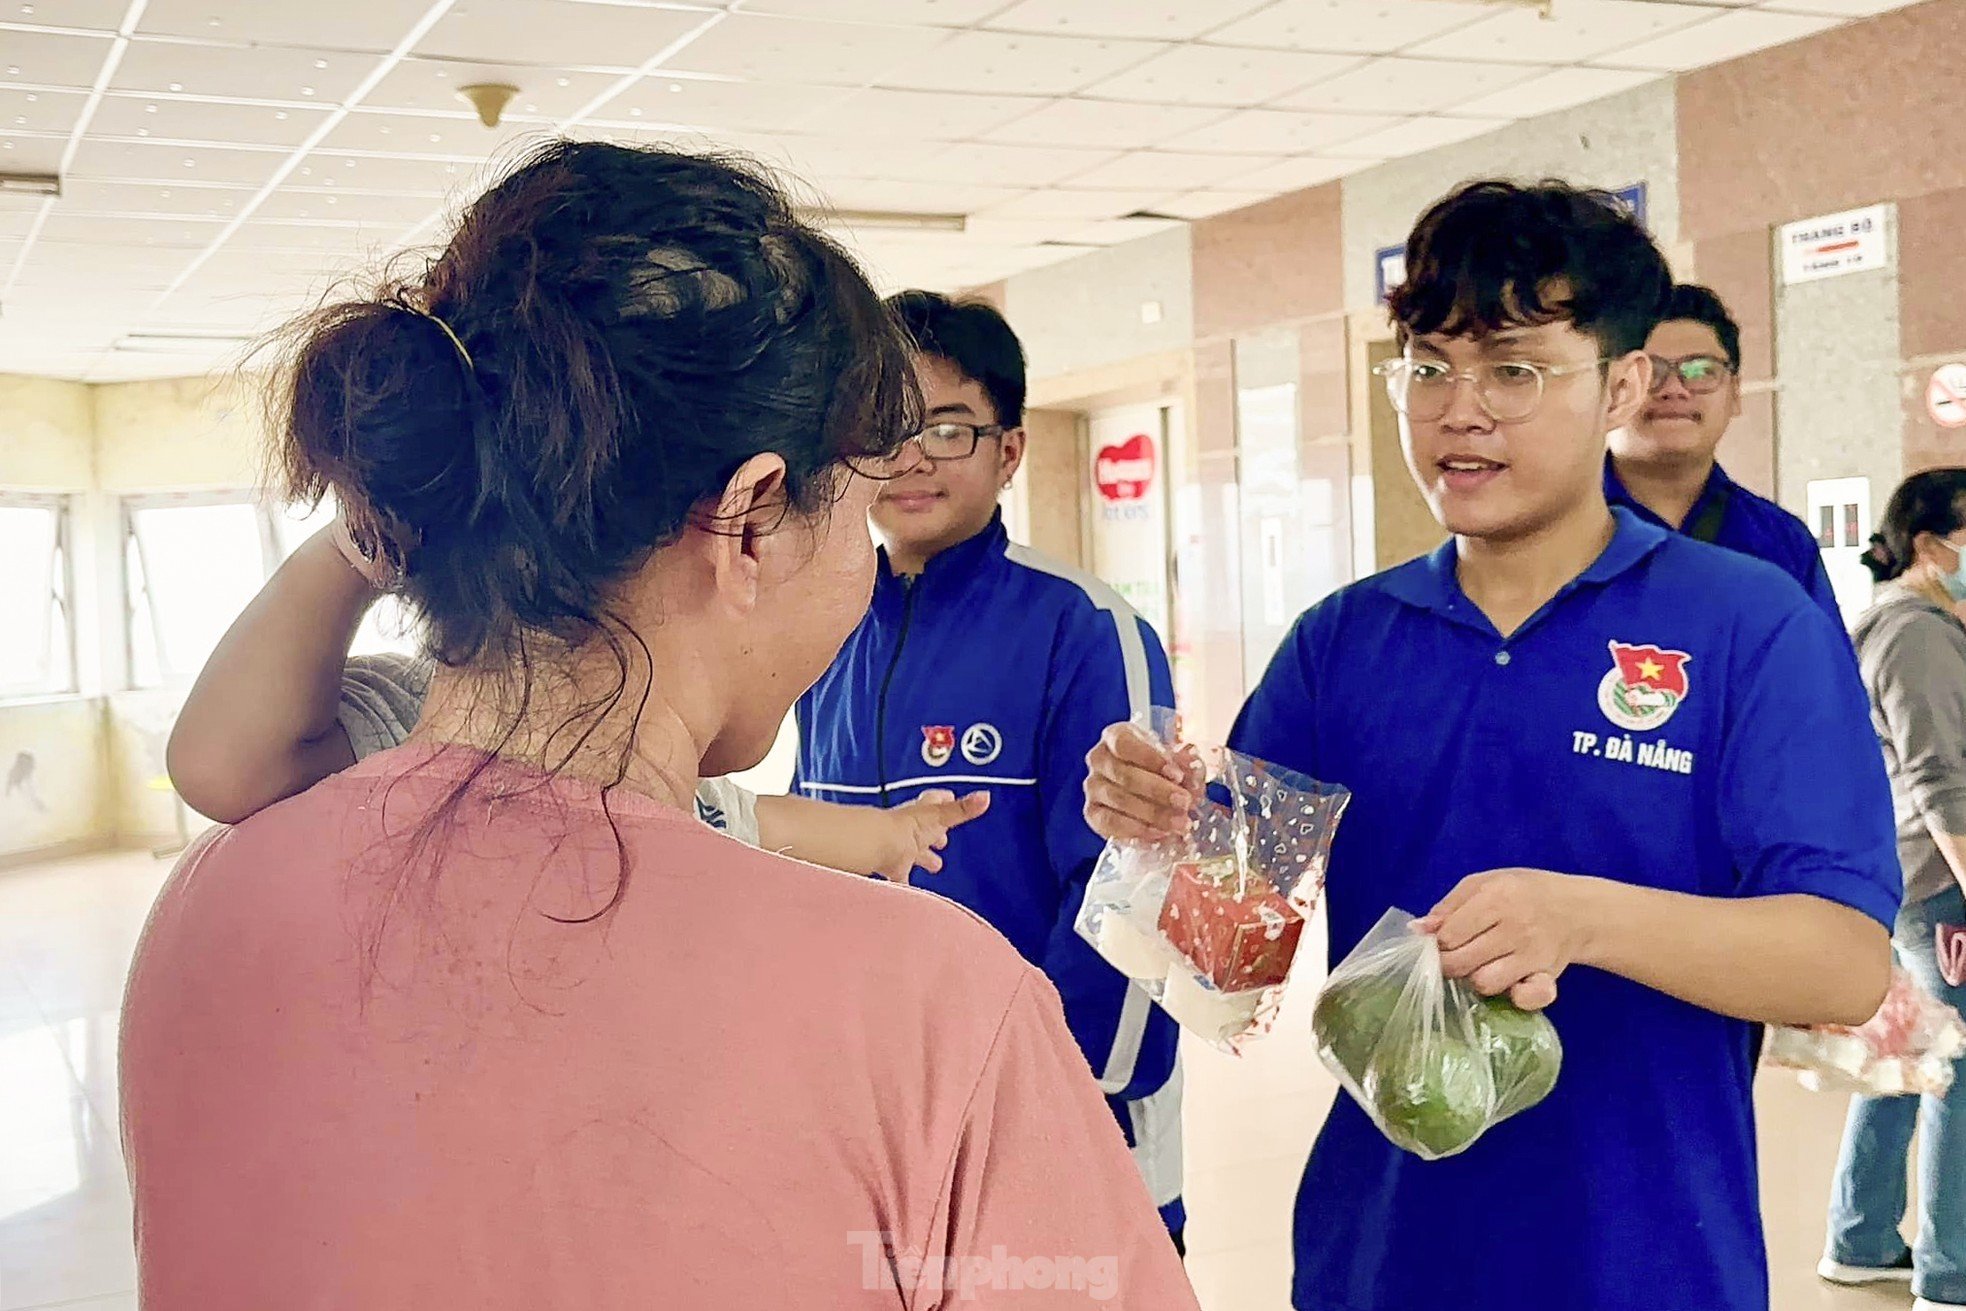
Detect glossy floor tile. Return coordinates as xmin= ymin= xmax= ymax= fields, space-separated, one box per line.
xmin=0 ymin=848 xmax=1932 ymax=1310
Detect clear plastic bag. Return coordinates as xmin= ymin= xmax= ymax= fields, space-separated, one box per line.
xmin=1767 ymin=965 xmax=1966 ymax=1097
xmin=1312 ymin=908 xmax=1563 ymax=1161
xmin=1076 ymin=709 xmax=1349 ymax=1052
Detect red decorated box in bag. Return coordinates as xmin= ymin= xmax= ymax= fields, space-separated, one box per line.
xmin=1157 ymin=856 xmax=1304 ymax=992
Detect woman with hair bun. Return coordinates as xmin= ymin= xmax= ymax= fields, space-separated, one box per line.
xmin=120 ymin=140 xmax=1197 ymax=1311
xmin=1820 ymin=468 xmax=1966 ymax=1311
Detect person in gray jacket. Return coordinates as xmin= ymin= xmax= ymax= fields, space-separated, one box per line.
xmin=1820 ymin=468 xmax=1966 ymax=1311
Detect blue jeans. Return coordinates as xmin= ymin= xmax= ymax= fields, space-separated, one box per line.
xmin=1826 ymin=885 xmax=1966 ymax=1305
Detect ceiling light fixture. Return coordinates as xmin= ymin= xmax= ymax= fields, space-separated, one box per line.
xmin=802 ymin=208 xmax=967 ymax=234
xmin=459 ymin=82 xmax=519 ymax=128
xmin=0 ymin=171 xmax=59 ymax=197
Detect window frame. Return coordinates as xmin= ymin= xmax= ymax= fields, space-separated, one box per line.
xmin=0 ymin=491 xmax=78 ymax=702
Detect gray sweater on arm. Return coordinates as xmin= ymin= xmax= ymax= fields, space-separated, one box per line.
xmin=1853 ymin=588 xmax=1966 ymax=908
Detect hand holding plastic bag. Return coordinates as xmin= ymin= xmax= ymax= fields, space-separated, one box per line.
xmin=1767 ymin=965 xmax=1966 ymax=1097
xmin=1076 ymin=709 xmax=1349 ymax=1052
xmin=1313 ymin=908 xmax=1563 ymax=1160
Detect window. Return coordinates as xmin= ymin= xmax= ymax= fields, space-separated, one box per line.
xmin=124 ymin=494 xmax=270 ymax=688
xmin=124 ymin=491 xmax=419 ymax=688
xmin=0 ymin=494 xmax=76 ymax=699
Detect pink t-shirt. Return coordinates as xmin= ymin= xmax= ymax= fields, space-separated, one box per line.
xmin=122 ymin=746 xmax=1197 ymax=1310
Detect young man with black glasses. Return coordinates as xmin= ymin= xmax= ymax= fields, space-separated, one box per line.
xmin=1608 ymin=283 xmax=1840 ymax=620
xmin=795 ymin=291 xmax=1187 ymax=1247
xmin=1083 ymin=182 xmax=1898 ymax=1309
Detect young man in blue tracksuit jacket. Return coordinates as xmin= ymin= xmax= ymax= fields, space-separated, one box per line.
xmin=795 ymin=292 xmax=1186 ymax=1246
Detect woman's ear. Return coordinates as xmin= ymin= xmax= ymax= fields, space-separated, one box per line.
xmin=704 ymin=453 xmax=790 ymax=615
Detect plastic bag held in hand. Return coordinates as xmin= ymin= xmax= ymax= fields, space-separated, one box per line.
xmin=1767 ymin=964 xmax=1966 ymax=1097
xmin=1075 ymin=708 xmax=1349 ymax=1052
xmin=1312 ymin=908 xmax=1563 ymax=1161
xmin=1940 ymin=924 xmax=1966 ymax=989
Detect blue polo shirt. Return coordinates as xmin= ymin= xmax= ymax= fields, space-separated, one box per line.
xmin=1605 ymin=457 xmax=1841 ymax=624
xmin=1230 ymin=508 xmax=1898 ymax=1311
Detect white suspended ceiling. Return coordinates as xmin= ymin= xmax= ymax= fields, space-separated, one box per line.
xmin=0 ymin=0 xmax=1918 ymax=381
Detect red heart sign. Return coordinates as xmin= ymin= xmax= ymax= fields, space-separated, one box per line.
xmin=1096 ymin=432 xmax=1156 ymax=502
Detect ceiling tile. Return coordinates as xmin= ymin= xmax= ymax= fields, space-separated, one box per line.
xmin=877 ymin=30 xmax=1168 ymax=97
xmin=1056 ymin=214 xmax=1188 ymax=244
xmin=224 ymin=218 xmax=394 ymax=255
xmin=363 ymin=60 xmax=623 ymax=120
xmin=1273 ymin=56 xmax=1540 ymax=115
xmin=113 ymin=39 xmax=373 ymax=102
xmin=256 ymin=186 xmax=453 ymax=225
xmin=0 ymin=27 xmax=114 ymax=89
xmin=35 ymin=212 xmax=223 ymax=247
xmin=60 ymin=176 xmax=259 ymax=217
xmin=900 ymin=140 xmax=1124 ymax=188
xmin=709 ymin=131 xmax=940 ymax=184
xmin=1760 ymin=0 xmax=1916 ymax=14
xmin=0 ymin=132 xmax=66 ymax=171
xmin=66 ymin=138 xmax=288 ymax=186
xmin=88 ymin=93 xmax=333 ymax=147
xmin=314 ymin=109 xmax=513 ymax=158
xmin=981 ymin=96 xmax=1229 ymax=149
xmin=1163 ymin=105 xmax=1401 ymax=153
xmin=1080 ymin=43 xmax=1361 ymax=106
xmin=1204 ymin=0 xmax=1497 ymax=55
xmin=960 ymin=215 xmax=1097 ymax=245
xmin=983 ymin=0 xmax=1273 ymax=41
xmin=307 ymin=150 xmax=490 ymax=192
xmin=1148 ymin=188 xmax=1272 ymax=219
xmin=1218 ymin=153 xmax=1375 ymax=191
xmin=416 ymin=1 xmax=710 ymax=70
xmin=601 ymin=76 xmax=855 ymax=135
xmin=0 ymin=203 xmax=48 ymax=239
xmin=1405 ymin=0 xmax=1726 ymax=65
xmin=1325 ymin=113 xmax=1508 ymax=157
xmin=1066 ymin=148 xmax=1286 ymax=190
xmin=974 ymin=187 xmax=1165 ymax=220
xmin=1592 ymin=8 xmax=1839 ymax=71
xmin=136 ymin=0 xmax=421 ymax=53
xmin=1452 ymin=65 xmax=1660 ymax=118
xmin=14 ymin=241 xmax=188 ymax=287
xmin=665 ymin=14 xmax=953 ymax=87
xmin=800 ymin=87 xmax=1042 ymax=143
xmin=811 ymin=176 xmax=1025 ymax=215
xmin=0 ymin=85 xmax=86 ymax=134
xmin=10 ymin=2 xmax=132 ymax=32
xmin=740 ymin=0 xmax=1009 ymax=23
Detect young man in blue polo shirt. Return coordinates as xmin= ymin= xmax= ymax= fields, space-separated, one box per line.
xmin=796 ymin=292 xmax=1187 ymax=1247
xmin=1083 ymin=181 xmax=1898 ymax=1311
xmin=1609 ymin=283 xmax=1840 ymax=621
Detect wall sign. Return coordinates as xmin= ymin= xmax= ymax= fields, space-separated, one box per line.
xmin=1611 ymin=182 xmax=1648 ymax=227
xmin=1780 ymin=204 xmax=1891 ymax=285
xmin=1374 ymin=245 xmax=1405 ymax=305
xmin=1094 ymin=430 xmax=1157 ymax=502
xmin=1088 ymin=404 xmax=1172 ymax=641
xmin=1928 ymin=362 xmax=1966 ymax=430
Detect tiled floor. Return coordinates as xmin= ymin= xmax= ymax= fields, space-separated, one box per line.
xmin=0 ymin=848 xmax=1924 ymax=1310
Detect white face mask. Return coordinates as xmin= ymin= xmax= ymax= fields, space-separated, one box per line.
xmin=1939 ymin=537 xmax=1966 ymax=603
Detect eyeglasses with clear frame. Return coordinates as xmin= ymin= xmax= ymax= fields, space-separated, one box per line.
xmin=1647 ymin=354 xmax=1734 ymax=395
xmin=1373 ymin=356 xmax=1609 ymax=424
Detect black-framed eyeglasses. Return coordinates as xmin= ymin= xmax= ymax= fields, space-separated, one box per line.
xmin=898 ymin=421 xmax=1006 ymax=464
xmin=1648 ymin=354 xmax=1733 ymax=395
xmin=1373 ymin=357 xmax=1607 ymax=424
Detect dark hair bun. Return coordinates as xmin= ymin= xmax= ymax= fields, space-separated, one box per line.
xmin=271 ymin=139 xmax=920 ymax=669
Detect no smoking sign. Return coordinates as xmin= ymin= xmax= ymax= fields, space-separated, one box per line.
xmin=1931 ymin=363 xmax=1966 ymax=430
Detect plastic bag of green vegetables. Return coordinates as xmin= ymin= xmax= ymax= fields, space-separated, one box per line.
xmin=1312 ymin=907 xmax=1562 ymax=1160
